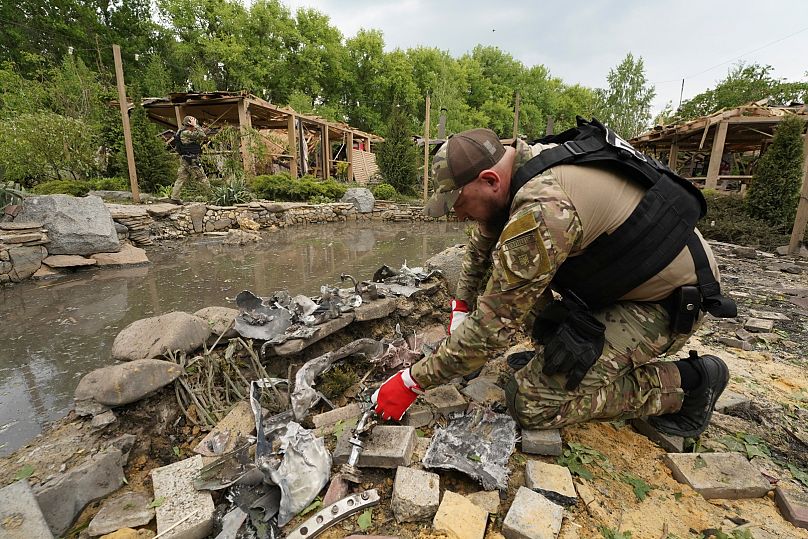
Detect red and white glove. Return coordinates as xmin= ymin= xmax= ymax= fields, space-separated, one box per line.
xmin=449 ymin=299 xmax=469 ymax=334
xmin=372 ymin=368 xmax=422 ymax=421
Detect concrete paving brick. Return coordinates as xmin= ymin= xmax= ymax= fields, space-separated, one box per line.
xmin=748 ymin=309 xmax=790 ymax=321
xmin=663 ymin=452 xmax=772 ymax=499
xmin=87 ymin=492 xmax=154 ymax=537
xmin=412 ymin=436 xmax=431 ymax=463
xmin=715 ymin=390 xmax=752 ymax=414
xmin=521 ymin=429 xmax=563 ymax=456
xmin=465 ymin=490 xmax=501 ymax=514
xmin=433 ymin=490 xmax=488 ymax=539
xmin=151 ymin=455 xmax=215 ymax=539
xmin=744 ymin=317 xmax=774 ymax=333
xmin=272 ymin=314 xmax=354 ymax=355
xmin=525 ymin=461 xmax=577 ymax=506
xmin=775 ymin=481 xmax=808 ymax=529
xmin=192 ymin=400 xmax=254 ymax=457
xmin=717 ymin=337 xmax=753 ymax=351
xmin=312 ymin=403 xmax=361 ymax=430
xmin=502 ymin=486 xmax=564 ymax=539
xmin=354 ymin=297 xmax=398 ymax=321
xmin=0 ymin=480 xmax=53 ymax=538
xmin=631 ymin=418 xmax=685 ymax=453
xmin=402 ymin=405 xmax=433 ymax=428
xmin=333 ymin=426 xmax=416 ymax=468
xmin=462 ymin=379 xmax=506 ymax=404
xmin=422 ymin=385 xmax=467 ymax=416
xmin=392 ymin=466 xmax=440 ymax=523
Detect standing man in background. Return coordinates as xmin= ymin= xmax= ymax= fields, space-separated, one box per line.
xmin=171 ymin=115 xmax=210 ymax=202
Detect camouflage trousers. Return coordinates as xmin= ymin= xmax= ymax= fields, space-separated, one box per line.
xmin=505 ymin=301 xmax=698 ymax=429
xmin=172 ymin=158 xmax=210 ymax=199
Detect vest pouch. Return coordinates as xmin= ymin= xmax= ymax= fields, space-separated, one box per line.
xmin=668 ymin=285 xmax=701 ymax=334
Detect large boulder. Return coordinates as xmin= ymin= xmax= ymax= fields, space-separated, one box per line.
xmin=16 ymin=194 xmax=120 ymax=255
xmin=8 ymin=245 xmax=47 ymax=281
xmin=194 ymin=306 xmax=239 ymax=339
xmin=341 ymin=188 xmax=375 ymax=213
xmin=75 ymin=358 xmax=182 ymax=406
xmin=111 ymin=311 xmax=211 ymax=361
xmin=425 ymin=244 xmax=466 ymax=296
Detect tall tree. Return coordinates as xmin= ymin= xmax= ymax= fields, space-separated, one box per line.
xmin=376 ymin=104 xmax=419 ymax=195
xmin=596 ymin=53 xmax=655 ymax=139
xmin=744 ymin=115 xmax=806 ymax=232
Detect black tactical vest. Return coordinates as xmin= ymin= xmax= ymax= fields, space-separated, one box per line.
xmin=175 ymin=128 xmax=202 ymax=157
xmin=510 ymin=117 xmax=735 ymax=318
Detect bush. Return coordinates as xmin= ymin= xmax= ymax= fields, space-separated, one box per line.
xmin=30 ymin=177 xmax=130 ymax=197
xmin=89 ymin=177 xmax=129 ymax=191
xmin=210 ymin=178 xmax=253 ymax=206
xmin=251 ymin=174 xmax=350 ymax=203
xmin=700 ymin=191 xmax=793 ymax=249
xmin=371 ymin=183 xmax=397 ymax=200
xmin=744 ymin=115 xmax=806 ymax=232
xmin=376 ymin=105 xmax=420 ymax=195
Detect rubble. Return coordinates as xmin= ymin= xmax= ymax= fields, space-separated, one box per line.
xmin=744 ymin=317 xmax=775 ymax=333
xmin=466 ymin=490 xmax=501 ymax=514
xmin=663 ymin=452 xmax=772 ymax=499
xmin=192 ymin=401 xmax=255 ymax=457
xmin=391 ymin=466 xmax=440 ymax=522
xmin=521 ymin=428 xmax=563 ymax=456
xmin=151 ymin=455 xmax=215 ymax=539
xmin=462 ymin=377 xmax=506 ymax=404
xmin=334 ymin=425 xmax=417 ymax=468
xmin=775 ymin=481 xmax=808 ymax=529
xmin=422 ymin=384 xmax=468 ymax=416
xmin=524 ymin=460 xmax=577 ymax=507
xmin=433 ymin=490 xmax=488 ymax=539
xmin=87 ymin=492 xmax=155 ymax=537
xmin=631 ymin=418 xmax=685 ymax=452
xmin=0 ymin=480 xmax=53 ymax=539
xmin=502 ymin=486 xmax=564 ymax=539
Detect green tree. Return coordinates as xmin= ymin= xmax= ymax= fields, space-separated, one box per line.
xmin=595 ymin=53 xmax=655 ymax=139
xmin=678 ymin=63 xmax=808 ymax=121
xmin=119 ymin=87 xmax=177 ymax=193
xmin=744 ymin=115 xmax=806 ymax=231
xmin=376 ymin=105 xmax=419 ymax=195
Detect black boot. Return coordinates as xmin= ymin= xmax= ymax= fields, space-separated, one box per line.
xmin=649 ymin=351 xmax=729 ymax=438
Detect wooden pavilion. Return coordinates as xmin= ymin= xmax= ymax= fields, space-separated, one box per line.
xmin=631 ymin=101 xmax=808 ymax=254
xmin=142 ymin=91 xmax=384 ymax=184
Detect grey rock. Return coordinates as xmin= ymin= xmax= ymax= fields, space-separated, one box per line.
xmin=334 ymin=426 xmax=416 ymax=468
xmin=75 ymin=359 xmax=182 ymax=406
xmin=775 ymin=480 xmax=808 ymax=529
xmin=42 ymin=254 xmax=97 ymax=268
xmin=391 ymin=466 xmax=440 ymax=523
xmin=340 ymin=188 xmax=375 ymax=213
xmin=111 ymin=312 xmax=211 ymax=361
xmin=87 ymin=492 xmax=155 ymax=537
xmin=8 ymin=245 xmax=47 ymax=281
xmin=90 ymin=410 xmax=117 ymax=429
xmin=465 ymin=490 xmax=501 ymax=514
xmin=524 ymin=461 xmax=577 ymax=506
xmin=717 ymin=337 xmax=753 ymax=351
xmin=188 ymin=203 xmax=206 ymax=233
xmin=106 ymin=434 xmax=138 ymax=464
xmin=34 ymin=448 xmax=125 ymax=536
xmin=422 ymin=385 xmax=467 ymax=416
xmin=744 ymin=318 xmax=775 ymax=333
xmin=193 ymin=306 xmax=238 ymax=339
xmin=90 ymin=244 xmax=150 ymax=267
xmin=462 ymin=378 xmax=505 ymax=404
xmin=715 ymin=390 xmax=752 ymax=414
xmin=631 ymin=418 xmax=684 ymax=452
xmin=402 ymin=405 xmax=433 ymax=428
xmin=0 ymin=221 xmax=44 ymax=230
xmin=17 ymin=195 xmax=119 ymax=255
xmin=0 ymin=480 xmax=54 ymax=538
xmin=502 ymin=486 xmax=563 ymax=539
xmin=733 ymin=246 xmax=758 ymax=258
xmin=74 ymin=399 xmax=111 ymax=417
xmin=353 ymin=297 xmax=398 ymax=321
xmin=425 ymin=244 xmax=465 ymax=296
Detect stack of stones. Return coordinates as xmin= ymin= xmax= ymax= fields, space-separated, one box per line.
xmin=0 ymin=221 xmax=50 ymax=283
xmin=106 ymin=205 xmax=153 ymax=247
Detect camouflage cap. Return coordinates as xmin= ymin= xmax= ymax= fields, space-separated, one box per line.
xmin=424 ymin=128 xmax=505 ymax=217
xmin=182 ymin=115 xmax=197 ymax=127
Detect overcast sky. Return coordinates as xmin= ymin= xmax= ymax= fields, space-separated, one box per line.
xmin=281 ymin=0 xmax=808 ymax=114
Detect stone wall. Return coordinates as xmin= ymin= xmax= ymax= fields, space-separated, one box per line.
xmin=146 ymin=200 xmax=446 ymax=240
xmin=0 ymin=222 xmax=50 ymax=283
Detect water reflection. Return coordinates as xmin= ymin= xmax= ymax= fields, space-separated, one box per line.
xmin=0 ymin=221 xmax=466 ymax=455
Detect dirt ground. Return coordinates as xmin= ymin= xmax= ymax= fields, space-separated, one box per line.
xmin=1 ymin=241 xmax=807 ymax=539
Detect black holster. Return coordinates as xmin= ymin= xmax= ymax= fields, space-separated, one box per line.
xmin=668 ymin=285 xmax=701 ymax=334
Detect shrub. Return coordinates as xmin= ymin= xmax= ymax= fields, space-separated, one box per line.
xmin=701 ymin=191 xmax=793 ymax=249
xmin=376 ymin=104 xmax=420 ymax=195
xmin=251 ymin=174 xmax=350 ymax=203
xmin=32 ymin=179 xmax=92 ymax=196
xmin=371 ymin=183 xmax=397 ymax=200
xmin=744 ymin=115 xmax=806 ymax=232
xmin=210 ymin=178 xmax=253 ymax=206
xmin=89 ymin=177 xmax=129 ymax=191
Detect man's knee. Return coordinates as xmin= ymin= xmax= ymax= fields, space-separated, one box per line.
xmin=505 ymin=374 xmax=562 ymax=429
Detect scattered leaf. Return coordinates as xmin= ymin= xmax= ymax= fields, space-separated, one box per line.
xmin=333 ymin=420 xmax=346 ymax=440
xmin=788 ymin=464 xmax=808 ymax=489
xmin=172 ymin=446 xmax=181 ymax=458
xmin=15 ymin=465 xmax=34 ymax=481
xmin=299 ymin=498 xmax=321 ymax=517
xmin=148 ymin=497 xmax=165 ymax=508
xmin=673 ymin=491 xmax=683 ymax=501
xmin=694 ymin=455 xmax=707 ymax=469
xmin=621 ymin=473 xmax=653 ymax=502
xmin=357 ymin=509 xmax=372 ymax=531
xmin=415 ymin=429 xmax=425 ymax=438
xmin=512 ymin=453 xmax=526 ymax=465
xmin=598 ymin=525 xmax=632 ymax=539
xmin=467 ymin=452 xmax=481 ymax=462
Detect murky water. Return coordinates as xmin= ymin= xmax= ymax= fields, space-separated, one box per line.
xmin=0 ymin=221 xmax=467 ymax=456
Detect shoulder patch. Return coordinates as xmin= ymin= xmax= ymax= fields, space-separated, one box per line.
xmin=497 ymin=212 xmax=550 ymax=289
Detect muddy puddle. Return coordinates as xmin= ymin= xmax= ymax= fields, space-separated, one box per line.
xmin=0 ymin=221 xmax=467 ymax=456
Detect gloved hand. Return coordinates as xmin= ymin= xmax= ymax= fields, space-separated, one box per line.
xmin=372 ymin=368 xmax=422 ymax=421
xmin=541 ymin=308 xmax=606 ymax=390
xmin=449 ymin=299 xmax=470 ymax=334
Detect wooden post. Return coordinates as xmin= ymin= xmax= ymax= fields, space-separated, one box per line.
xmin=322 ymin=125 xmax=330 ymax=180
xmin=237 ymin=99 xmax=254 ymax=175
xmin=423 ymin=93 xmax=431 ymax=201
xmin=545 ymin=116 xmax=554 ymax=136
xmin=366 ymin=137 xmax=371 ymax=154
xmin=512 ymin=91 xmax=520 ymax=139
xmin=668 ymin=142 xmax=679 ymax=170
xmin=112 ymin=44 xmax=140 ymax=203
xmin=173 ymin=105 xmax=185 ymax=129
xmin=346 ymin=131 xmax=354 ymax=183
xmin=788 ymin=130 xmax=808 ymax=254
xmin=705 ymin=120 xmax=728 ymax=190
xmin=287 ymin=114 xmax=297 ymax=179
